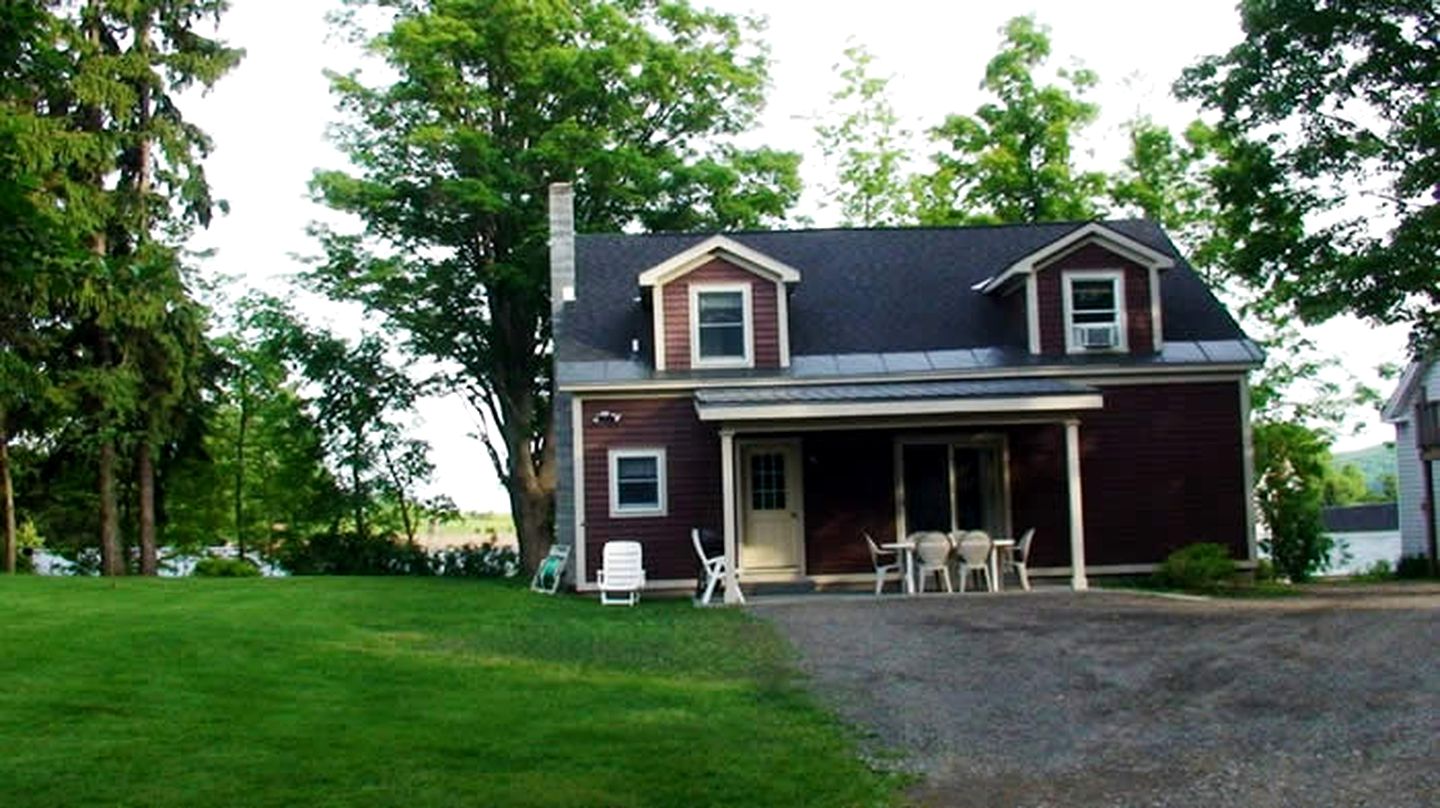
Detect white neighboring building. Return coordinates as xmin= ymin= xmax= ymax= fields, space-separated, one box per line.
xmin=1382 ymin=359 xmax=1440 ymax=562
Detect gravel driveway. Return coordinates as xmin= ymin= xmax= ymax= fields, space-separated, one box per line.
xmin=752 ymin=585 xmax=1440 ymax=807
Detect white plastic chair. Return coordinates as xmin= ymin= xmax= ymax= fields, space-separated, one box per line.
xmin=864 ymin=531 xmax=904 ymax=596
xmin=999 ymin=528 xmax=1035 ymax=591
xmin=914 ymin=531 xmax=954 ymax=593
xmin=956 ymin=531 xmax=994 ymax=592
xmin=597 ymin=540 xmax=646 ymax=606
xmin=692 ymin=528 xmax=743 ymax=605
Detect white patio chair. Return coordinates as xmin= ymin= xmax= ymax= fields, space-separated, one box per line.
xmin=998 ymin=527 xmax=1035 ymax=591
xmin=914 ymin=531 xmax=954 ymax=594
xmin=692 ymin=528 xmax=743 ymax=605
xmin=597 ymin=540 xmax=646 ymax=606
xmin=956 ymin=530 xmax=994 ymax=593
xmin=864 ymin=531 xmax=904 ymax=596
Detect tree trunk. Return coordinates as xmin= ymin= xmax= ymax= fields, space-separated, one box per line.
xmin=504 ymin=411 xmax=557 ymax=574
xmin=99 ymin=439 xmax=122 ymax=576
xmin=234 ymin=375 xmax=247 ymax=559
xmin=137 ymin=440 xmax=157 ymax=575
xmin=1 ymin=408 xmax=16 ymax=575
xmin=382 ymin=446 xmax=416 ymax=547
xmin=351 ymin=439 xmax=366 ymax=539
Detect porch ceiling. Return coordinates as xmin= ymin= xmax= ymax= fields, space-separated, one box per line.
xmin=694 ymin=378 xmax=1102 ymax=421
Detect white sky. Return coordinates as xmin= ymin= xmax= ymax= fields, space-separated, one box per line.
xmin=183 ymin=0 xmax=1407 ymax=513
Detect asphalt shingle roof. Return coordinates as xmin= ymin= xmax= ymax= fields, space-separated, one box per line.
xmin=559 ymin=219 xmax=1249 ymax=365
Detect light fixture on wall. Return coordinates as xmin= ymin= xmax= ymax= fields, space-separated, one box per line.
xmin=591 ymin=410 xmax=623 ymax=426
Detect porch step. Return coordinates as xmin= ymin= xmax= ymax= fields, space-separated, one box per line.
xmin=743 ymin=580 xmax=819 ymax=597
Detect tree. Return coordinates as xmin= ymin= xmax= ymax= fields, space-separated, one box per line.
xmin=1176 ymin=0 xmax=1440 ymax=352
xmin=309 ymin=0 xmax=801 ymax=569
xmin=814 ymin=43 xmax=915 ymax=226
xmin=259 ymin=305 xmax=431 ymax=544
xmin=918 ymin=16 xmax=1108 ymax=225
xmin=61 ymin=1 xmax=241 ymax=574
xmin=1254 ymin=421 xmax=1335 ymax=581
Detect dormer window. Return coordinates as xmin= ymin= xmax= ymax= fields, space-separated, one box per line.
xmin=1063 ymin=271 xmax=1127 ymax=353
xmin=691 ymin=284 xmax=752 ymax=367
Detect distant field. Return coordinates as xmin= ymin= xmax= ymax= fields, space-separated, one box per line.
xmin=420 ymin=512 xmax=517 ymax=549
xmin=0 ymin=578 xmax=899 ymax=807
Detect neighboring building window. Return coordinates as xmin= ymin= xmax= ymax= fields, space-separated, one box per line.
xmin=608 ymin=448 xmax=667 ymax=517
xmin=1063 ymin=271 xmax=1127 ymax=352
xmin=690 ymin=284 xmax=751 ymax=367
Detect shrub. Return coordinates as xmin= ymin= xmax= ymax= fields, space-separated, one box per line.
xmin=15 ymin=520 xmax=44 ymax=574
xmin=1156 ymin=543 xmax=1236 ymax=591
xmin=276 ymin=531 xmax=520 ymax=578
xmin=1395 ymin=555 xmax=1437 ymax=580
xmin=192 ymin=557 xmax=262 ymax=578
xmin=1351 ymin=560 xmax=1393 ymax=582
xmin=1253 ymin=557 xmax=1277 ymax=583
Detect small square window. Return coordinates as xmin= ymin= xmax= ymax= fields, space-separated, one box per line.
xmin=609 ymin=449 xmax=667 ymax=517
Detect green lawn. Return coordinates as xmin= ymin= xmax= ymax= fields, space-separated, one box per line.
xmin=0 ymin=578 xmax=898 ymax=807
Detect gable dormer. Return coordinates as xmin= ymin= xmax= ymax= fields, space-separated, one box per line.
xmin=638 ymin=236 xmax=801 ymax=372
xmin=975 ymin=223 xmax=1175 ymax=357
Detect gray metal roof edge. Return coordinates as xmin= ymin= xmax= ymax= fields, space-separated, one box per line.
xmin=555 ymin=339 xmax=1262 ymax=387
xmin=694 ymin=378 xmax=1100 ymax=406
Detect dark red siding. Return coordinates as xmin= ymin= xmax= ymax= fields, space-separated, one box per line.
xmin=1005 ymin=424 xmax=1073 ymax=568
xmin=1078 ymin=382 xmax=1248 ymax=563
xmin=580 ymin=397 xmax=720 ymax=583
xmin=571 ymin=381 xmax=1248 ymax=585
xmin=801 ymin=431 xmax=898 ymax=574
xmin=660 ymin=258 xmax=781 ymax=371
xmin=1035 ymin=242 xmax=1155 ymax=356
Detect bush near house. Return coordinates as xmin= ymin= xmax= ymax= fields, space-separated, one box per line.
xmin=191 ymin=556 xmax=262 ymax=577
xmin=1156 ymin=543 xmax=1237 ymax=592
xmin=275 ymin=531 xmax=520 ymax=577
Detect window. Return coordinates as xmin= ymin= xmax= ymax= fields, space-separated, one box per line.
xmin=608 ymin=449 xmax=667 ymax=517
xmin=1063 ymin=271 xmax=1127 ymax=352
xmin=690 ymin=284 xmax=751 ymax=367
xmin=749 ymin=452 xmax=787 ymax=511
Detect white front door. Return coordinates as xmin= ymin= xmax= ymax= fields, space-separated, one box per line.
xmin=740 ymin=442 xmax=803 ymax=573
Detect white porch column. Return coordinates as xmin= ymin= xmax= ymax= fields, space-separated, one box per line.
xmin=1065 ymin=419 xmax=1089 ymax=591
xmin=720 ymin=428 xmax=742 ymax=604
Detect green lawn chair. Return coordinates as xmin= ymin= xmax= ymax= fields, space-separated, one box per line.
xmin=530 ymin=544 xmax=571 ymax=594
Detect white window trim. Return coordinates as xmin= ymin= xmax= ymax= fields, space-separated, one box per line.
xmin=1062 ymin=270 xmax=1128 ymax=354
xmin=689 ymin=282 xmax=754 ymax=369
xmin=608 ymin=448 xmax=667 ymax=518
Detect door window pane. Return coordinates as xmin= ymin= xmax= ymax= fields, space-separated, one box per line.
xmin=750 ymin=452 xmax=787 ymax=511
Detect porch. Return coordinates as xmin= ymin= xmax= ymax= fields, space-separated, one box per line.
xmin=697 ymin=379 xmax=1101 ymax=604
xmin=571 ymin=378 xmax=1252 ymax=598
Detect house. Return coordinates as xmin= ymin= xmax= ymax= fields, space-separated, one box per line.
xmin=1320 ymin=503 xmax=1401 ymax=574
xmin=1381 ymin=359 xmax=1440 ymax=565
xmin=548 ymin=184 xmax=1263 ymax=601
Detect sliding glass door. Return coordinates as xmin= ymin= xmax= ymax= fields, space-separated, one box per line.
xmin=898 ymin=438 xmax=1008 ymax=538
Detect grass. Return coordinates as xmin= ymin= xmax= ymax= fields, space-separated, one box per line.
xmin=1101 ymin=575 xmax=1303 ymax=599
xmin=0 ymin=577 xmax=899 ymax=807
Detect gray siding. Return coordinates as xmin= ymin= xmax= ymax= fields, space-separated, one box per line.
xmin=553 ymin=391 xmax=575 ymax=560
xmin=1394 ymin=362 xmax=1440 ymax=559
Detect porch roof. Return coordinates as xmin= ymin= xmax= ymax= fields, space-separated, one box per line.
xmin=694 ymin=378 xmax=1102 ymax=421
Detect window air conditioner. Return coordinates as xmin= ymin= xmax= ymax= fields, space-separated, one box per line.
xmin=1075 ymin=323 xmax=1118 ymax=349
